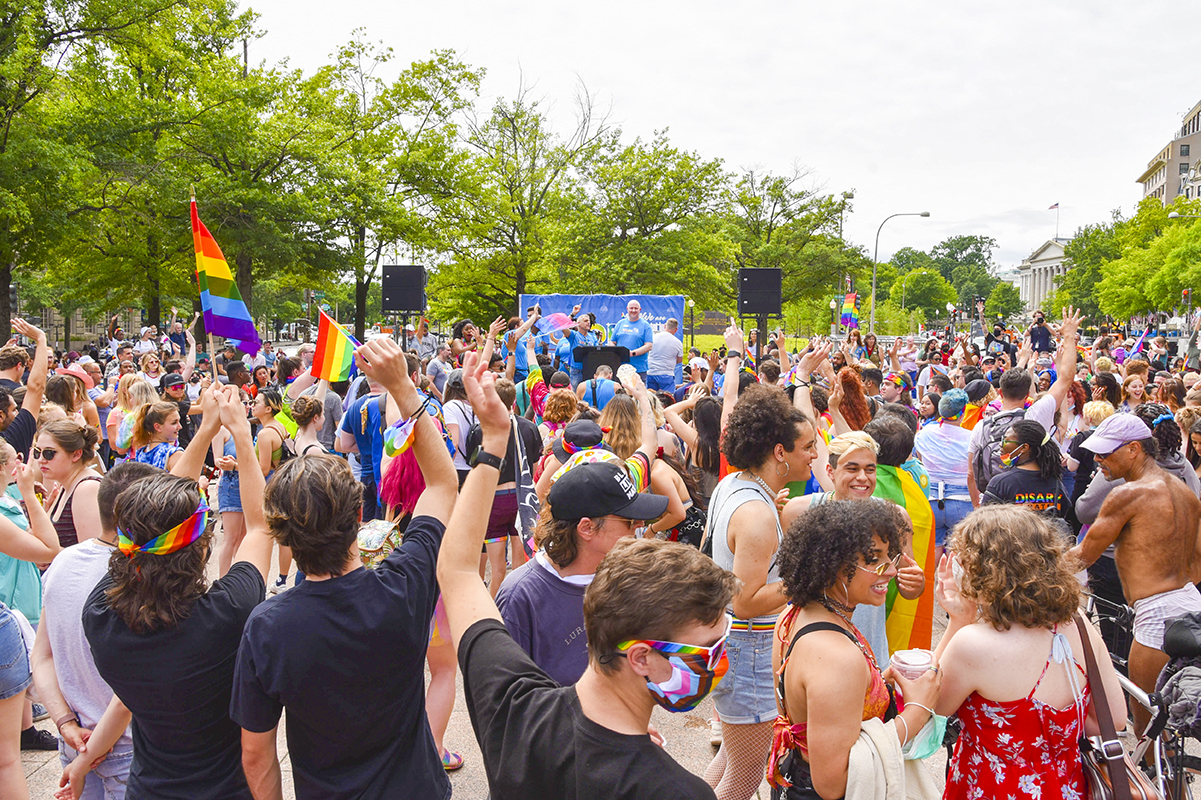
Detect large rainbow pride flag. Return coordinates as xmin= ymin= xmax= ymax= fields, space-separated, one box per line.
xmin=191 ymin=198 xmax=260 ymax=356
xmin=840 ymin=293 xmax=859 ymax=328
xmin=312 ymin=309 xmax=359 ymax=383
xmin=875 ymin=463 xmax=935 ymax=652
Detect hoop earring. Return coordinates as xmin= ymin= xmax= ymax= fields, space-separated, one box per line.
xmin=775 ymin=461 xmax=790 ymax=478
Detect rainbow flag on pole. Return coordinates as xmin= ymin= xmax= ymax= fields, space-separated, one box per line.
xmin=840 ymin=293 xmax=859 ymax=329
xmin=311 ymin=309 xmax=359 ymax=382
xmin=191 ymin=198 xmax=260 ymax=356
xmin=875 ymin=462 xmax=935 ymax=652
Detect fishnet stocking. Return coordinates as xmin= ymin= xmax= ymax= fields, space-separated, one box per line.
xmin=703 ymin=719 xmax=774 ymax=800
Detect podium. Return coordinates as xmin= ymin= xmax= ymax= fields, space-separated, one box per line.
xmin=574 ymin=346 xmax=630 ymax=379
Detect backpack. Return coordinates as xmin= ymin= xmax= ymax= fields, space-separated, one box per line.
xmin=972 ymin=407 xmax=1026 ymax=489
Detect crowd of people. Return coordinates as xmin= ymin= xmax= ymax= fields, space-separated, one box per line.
xmin=0 ymin=298 xmax=1198 ymax=799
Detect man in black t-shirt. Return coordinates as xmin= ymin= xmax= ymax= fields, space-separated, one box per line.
xmin=438 ymin=355 xmax=735 ymax=800
xmin=232 ymin=337 xmax=455 ymax=800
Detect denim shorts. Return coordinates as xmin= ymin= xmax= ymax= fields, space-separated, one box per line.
xmin=61 ymin=741 xmax=132 ymax=800
xmin=217 ymin=474 xmax=242 ymax=513
xmin=0 ymin=603 xmax=31 ymax=701
xmin=710 ymin=626 xmax=777 ymax=724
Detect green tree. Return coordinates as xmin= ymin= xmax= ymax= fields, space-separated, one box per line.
xmin=545 ymin=131 xmax=734 ymax=308
xmin=1048 ymin=212 xmax=1124 ymax=322
xmin=930 ymin=235 xmax=998 ymax=283
xmin=888 ymin=267 xmax=955 ymax=322
xmin=429 ymin=85 xmax=615 ymax=324
xmin=985 ymin=281 xmax=1023 ymax=320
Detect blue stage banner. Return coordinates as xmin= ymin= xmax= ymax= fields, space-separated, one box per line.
xmin=518 ymin=294 xmax=686 ymax=342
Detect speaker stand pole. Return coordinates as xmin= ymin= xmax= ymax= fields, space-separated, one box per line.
xmin=756 ymin=314 xmax=767 ymax=368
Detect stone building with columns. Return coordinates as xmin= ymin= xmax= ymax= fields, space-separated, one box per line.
xmin=1016 ymin=238 xmax=1070 ymax=314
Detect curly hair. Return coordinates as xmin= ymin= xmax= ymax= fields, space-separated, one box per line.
xmin=777 ymin=500 xmax=906 ymax=606
xmin=543 ymin=389 xmax=578 ymax=424
xmin=1135 ymin=402 xmax=1182 ymax=456
xmin=836 ymin=368 xmax=872 ymax=431
xmin=106 ymin=473 xmax=214 ymax=634
xmin=721 ymin=383 xmax=809 ymax=470
xmin=949 ymin=505 xmax=1081 ymax=630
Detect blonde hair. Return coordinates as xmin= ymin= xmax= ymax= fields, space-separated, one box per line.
xmin=827 ymin=431 xmax=879 ymax=467
xmin=1082 ymin=400 xmax=1116 ymax=427
xmin=139 ymin=352 xmax=161 ymax=372
xmin=120 ymin=377 xmax=158 ymax=413
xmin=1094 ymin=357 xmax=1114 ymax=374
xmin=131 ymin=401 xmax=180 ymax=450
xmin=1176 ymin=406 xmax=1201 ymax=439
xmin=600 ymin=395 xmax=640 ymax=459
xmin=646 ymin=393 xmax=666 ymax=429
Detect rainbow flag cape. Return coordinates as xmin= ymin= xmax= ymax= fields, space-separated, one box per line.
xmin=841 ymin=293 xmax=859 ymax=329
xmin=960 ymin=403 xmax=986 ymax=431
xmin=312 ymin=309 xmax=359 ymax=383
xmin=874 ymin=461 xmax=935 ymax=652
xmin=191 ymin=198 xmax=260 ymax=356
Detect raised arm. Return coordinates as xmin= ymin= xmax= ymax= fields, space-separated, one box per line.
xmin=220 ymin=385 xmax=272 ymax=583
xmin=356 ymin=337 xmax=457 ymax=523
xmin=171 ymin=386 xmax=220 ymax=481
xmin=792 ymin=341 xmax=834 ymax=491
xmin=663 ymin=395 xmax=699 ymax=453
xmin=721 ymin=321 xmax=744 ymax=432
xmin=437 ymin=350 xmax=510 ymax=650
xmin=13 ymin=319 xmax=48 ymax=412
xmin=1046 ymin=306 xmax=1084 ymax=408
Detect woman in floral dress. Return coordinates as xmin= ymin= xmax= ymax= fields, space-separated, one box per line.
xmin=934 ymin=505 xmax=1125 ymax=800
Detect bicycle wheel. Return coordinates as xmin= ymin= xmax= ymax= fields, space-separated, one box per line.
xmin=1173 ymin=753 xmax=1201 ymax=800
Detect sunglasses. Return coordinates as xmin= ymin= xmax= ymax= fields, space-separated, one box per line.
xmin=32 ymin=447 xmax=58 ymax=461
xmin=857 ymin=552 xmax=901 ymax=577
xmin=613 ymin=614 xmax=733 ymax=671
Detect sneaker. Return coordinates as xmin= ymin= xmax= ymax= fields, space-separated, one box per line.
xmin=21 ymin=726 xmax=58 ymax=751
xmin=270 ymin=576 xmax=287 ymax=595
xmin=31 ymin=703 xmax=49 ymax=722
xmin=709 ymin=718 xmax=722 ymax=747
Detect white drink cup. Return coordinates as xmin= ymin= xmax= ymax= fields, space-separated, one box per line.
xmin=891 ymin=649 xmax=933 ymax=681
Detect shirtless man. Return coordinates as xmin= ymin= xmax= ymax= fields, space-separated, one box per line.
xmin=1069 ymin=413 xmax=1201 ymax=730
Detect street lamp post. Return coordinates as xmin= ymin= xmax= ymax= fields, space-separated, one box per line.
xmin=687 ymin=298 xmax=695 ymax=348
xmin=871 ymin=211 xmax=931 ymax=333
xmin=900 ymin=272 xmax=916 ymax=310
xmin=830 ymin=298 xmax=838 ymax=338
xmin=946 ymin=302 xmax=956 ymax=338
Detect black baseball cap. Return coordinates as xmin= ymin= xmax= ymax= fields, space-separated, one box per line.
xmin=548 ymin=461 xmax=668 ymax=521
xmin=161 ymin=373 xmax=185 ymax=388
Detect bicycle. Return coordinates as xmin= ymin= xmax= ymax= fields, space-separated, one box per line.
xmin=1084 ymin=592 xmax=1201 ymax=799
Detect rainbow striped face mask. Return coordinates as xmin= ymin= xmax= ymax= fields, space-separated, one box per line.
xmin=118 ymin=503 xmax=209 ymax=556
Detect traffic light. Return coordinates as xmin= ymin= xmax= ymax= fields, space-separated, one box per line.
xmin=7 ymin=285 xmax=16 ymax=312
xmin=1185 ymin=289 xmax=1192 ymax=304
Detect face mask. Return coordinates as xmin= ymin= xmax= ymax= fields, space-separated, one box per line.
xmin=1000 ymin=445 xmax=1024 ymax=468
xmin=645 ymin=651 xmax=729 ymax=713
xmin=951 ymin=556 xmax=966 ymax=590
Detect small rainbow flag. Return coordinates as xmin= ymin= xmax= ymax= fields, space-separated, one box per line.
xmin=312 ymin=309 xmax=359 ymax=383
xmin=959 ymin=403 xmax=986 ymax=431
xmin=191 ymin=198 xmax=260 ymax=356
xmin=840 ymin=293 xmax=859 ymax=329
xmin=875 ymin=463 xmax=935 ymax=653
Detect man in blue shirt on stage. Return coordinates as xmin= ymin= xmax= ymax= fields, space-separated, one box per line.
xmin=561 ymin=308 xmax=597 ymax=387
xmin=612 ymin=300 xmax=654 ymax=382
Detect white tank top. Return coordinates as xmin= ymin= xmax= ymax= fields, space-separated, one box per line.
xmin=707 ymin=472 xmax=783 ymax=625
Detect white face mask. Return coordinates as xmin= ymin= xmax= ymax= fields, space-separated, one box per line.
xmin=951 ymin=556 xmax=966 ymax=590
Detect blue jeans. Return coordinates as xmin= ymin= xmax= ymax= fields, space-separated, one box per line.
xmin=60 ymin=741 xmax=132 ymax=800
xmin=647 ymin=374 xmax=675 ymax=392
xmin=569 ymin=367 xmax=584 ymax=387
xmin=929 ymin=484 xmax=973 ymax=547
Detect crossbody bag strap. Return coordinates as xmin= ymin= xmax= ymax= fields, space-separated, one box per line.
xmin=1074 ymin=611 xmax=1131 ymax=800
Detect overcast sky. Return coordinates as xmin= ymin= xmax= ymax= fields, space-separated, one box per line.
xmin=245 ymin=0 xmax=1199 ymax=270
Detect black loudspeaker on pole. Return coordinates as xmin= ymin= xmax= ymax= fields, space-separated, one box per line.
xmin=381 ymin=265 xmax=427 ymax=313
xmin=738 ymin=268 xmax=782 ymax=366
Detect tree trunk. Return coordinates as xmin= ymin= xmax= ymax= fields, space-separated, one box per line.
xmin=63 ymin=308 xmax=72 ymax=354
xmin=235 ymin=251 xmax=253 ymax=321
xmin=0 ymin=258 xmax=12 ymax=340
xmin=353 ymin=226 xmax=368 ymax=342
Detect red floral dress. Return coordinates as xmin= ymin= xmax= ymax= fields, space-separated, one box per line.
xmin=945 ymin=628 xmax=1089 ymax=800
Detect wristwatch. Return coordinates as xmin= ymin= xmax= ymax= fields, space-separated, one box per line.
xmin=469 ymin=446 xmax=504 ymax=471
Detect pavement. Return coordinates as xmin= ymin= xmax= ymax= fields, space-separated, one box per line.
xmin=21 ymin=520 xmax=951 ymax=799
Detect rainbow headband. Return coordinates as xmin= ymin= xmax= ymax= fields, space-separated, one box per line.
xmin=117 ymin=504 xmax=210 ymax=556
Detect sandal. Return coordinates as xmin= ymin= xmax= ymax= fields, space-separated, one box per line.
xmin=442 ymin=750 xmax=464 ymax=771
